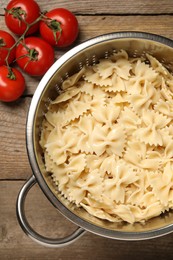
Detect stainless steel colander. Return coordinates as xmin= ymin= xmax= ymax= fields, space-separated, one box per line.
xmin=16 ymin=31 xmax=173 ymax=247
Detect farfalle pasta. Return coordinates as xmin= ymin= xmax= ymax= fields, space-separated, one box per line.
xmin=40 ymin=50 xmax=173 ymax=224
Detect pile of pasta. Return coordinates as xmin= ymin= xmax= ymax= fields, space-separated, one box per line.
xmin=40 ymin=50 xmax=173 ymax=224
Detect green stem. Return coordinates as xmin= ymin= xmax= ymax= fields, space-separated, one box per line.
xmin=0 ymin=38 xmax=6 ymax=47
xmin=13 ymin=53 xmax=30 ymax=63
xmin=47 ymin=19 xmax=62 ymax=44
xmin=7 ymin=67 xmax=16 ymax=80
xmin=4 ymin=13 xmax=44 ymax=68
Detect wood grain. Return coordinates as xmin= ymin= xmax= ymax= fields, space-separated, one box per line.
xmin=1 ymin=0 xmax=173 ymax=258
xmin=0 ymin=98 xmax=31 ymax=179
xmin=1 ymin=0 xmax=173 ymax=15
xmin=1 ymin=180 xmax=173 ymax=260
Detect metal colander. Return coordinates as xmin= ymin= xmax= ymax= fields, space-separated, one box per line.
xmin=16 ymin=31 xmax=173 ymax=247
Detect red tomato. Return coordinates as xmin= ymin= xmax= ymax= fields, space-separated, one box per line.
xmin=16 ymin=37 xmax=55 ymax=76
xmin=5 ymin=0 xmax=40 ymax=35
xmin=0 ymin=30 xmax=16 ymax=66
xmin=39 ymin=8 xmax=79 ymax=48
xmin=0 ymin=66 xmax=25 ymax=102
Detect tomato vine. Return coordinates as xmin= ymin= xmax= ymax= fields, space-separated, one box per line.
xmin=0 ymin=0 xmax=79 ymax=102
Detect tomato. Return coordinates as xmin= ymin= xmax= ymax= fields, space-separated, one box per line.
xmin=0 ymin=66 xmax=25 ymax=102
xmin=39 ymin=8 xmax=79 ymax=48
xmin=5 ymin=0 xmax=40 ymax=36
xmin=16 ymin=37 xmax=55 ymax=76
xmin=0 ymin=30 xmax=16 ymax=66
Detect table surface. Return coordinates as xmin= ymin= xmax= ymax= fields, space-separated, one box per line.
xmin=1 ymin=0 xmax=173 ymax=259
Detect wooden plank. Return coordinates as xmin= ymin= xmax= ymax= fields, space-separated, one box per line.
xmin=1 ymin=180 xmax=173 ymax=259
xmin=0 ymin=98 xmax=31 ymax=179
xmin=77 ymin=14 xmax=173 ymax=42
xmin=1 ymin=0 xmax=173 ymax=15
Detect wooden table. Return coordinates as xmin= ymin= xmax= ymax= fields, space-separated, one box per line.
xmin=1 ymin=0 xmax=173 ymax=259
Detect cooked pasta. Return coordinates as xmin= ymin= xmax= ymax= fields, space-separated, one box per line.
xmin=40 ymin=50 xmax=173 ymax=224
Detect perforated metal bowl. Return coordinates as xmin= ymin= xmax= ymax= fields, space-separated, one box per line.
xmin=16 ymin=31 xmax=173 ymax=247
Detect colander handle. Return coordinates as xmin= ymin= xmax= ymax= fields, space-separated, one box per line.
xmin=16 ymin=175 xmax=86 ymax=248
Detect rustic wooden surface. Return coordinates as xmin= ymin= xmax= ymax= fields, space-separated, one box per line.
xmin=1 ymin=0 xmax=173 ymax=259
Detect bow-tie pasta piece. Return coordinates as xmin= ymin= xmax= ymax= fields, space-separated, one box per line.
xmin=40 ymin=50 xmax=173 ymax=224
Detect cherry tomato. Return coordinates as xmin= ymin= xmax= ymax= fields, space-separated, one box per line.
xmin=0 ymin=66 xmax=25 ymax=102
xmin=5 ymin=0 xmax=40 ymax=36
xmin=0 ymin=30 xmax=16 ymax=66
xmin=39 ymin=8 xmax=79 ymax=48
xmin=16 ymin=37 xmax=55 ymax=76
